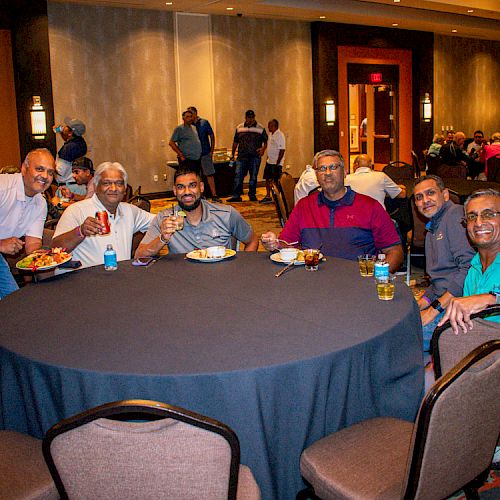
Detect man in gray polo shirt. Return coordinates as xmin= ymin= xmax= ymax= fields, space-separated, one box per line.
xmin=135 ymin=167 xmax=259 ymax=256
xmin=169 ymin=110 xmax=202 ymax=172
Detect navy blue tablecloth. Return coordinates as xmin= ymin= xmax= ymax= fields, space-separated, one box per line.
xmin=0 ymin=252 xmax=424 ymax=499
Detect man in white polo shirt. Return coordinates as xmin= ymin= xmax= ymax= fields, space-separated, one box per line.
xmin=0 ymin=148 xmax=55 ymax=298
xmin=260 ymin=119 xmax=286 ymax=204
xmin=345 ymin=154 xmax=406 ymax=208
xmin=53 ymin=162 xmax=154 ymax=270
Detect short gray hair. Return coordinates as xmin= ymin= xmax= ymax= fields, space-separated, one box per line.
xmin=464 ymin=188 xmax=500 ymax=210
xmin=93 ymin=162 xmax=128 ymax=187
xmin=312 ymin=150 xmax=344 ymax=170
xmin=414 ymin=174 xmax=445 ymax=191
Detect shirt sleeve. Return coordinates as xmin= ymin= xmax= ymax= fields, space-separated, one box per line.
xmin=58 ymin=141 xmax=85 ymax=162
xmin=24 ymin=199 xmax=47 ymax=239
xmin=233 ymin=129 xmax=239 ymax=144
xmin=277 ymin=132 xmax=286 ymax=150
xmin=171 ymin=127 xmax=180 ymax=142
xmin=138 ymin=213 xmax=162 ymax=245
xmin=261 ymin=129 xmax=268 ymax=143
xmin=53 ymin=203 xmax=82 ymax=238
xmin=228 ymin=207 xmax=253 ymax=243
xmin=370 ymin=201 xmax=401 ymax=250
xmin=383 ymin=174 xmax=402 ymax=199
xmin=131 ymin=205 xmax=155 ymax=234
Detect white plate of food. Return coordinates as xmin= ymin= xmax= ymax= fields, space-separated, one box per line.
xmin=186 ymin=248 xmax=236 ymax=263
xmin=16 ymin=248 xmax=72 ymax=271
xmin=270 ymin=250 xmax=306 ymax=266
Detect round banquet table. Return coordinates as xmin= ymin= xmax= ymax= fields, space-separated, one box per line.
xmin=0 ymin=252 xmax=424 ymax=500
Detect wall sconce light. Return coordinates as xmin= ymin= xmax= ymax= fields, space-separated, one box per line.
xmin=30 ymin=96 xmax=47 ymax=140
xmin=325 ymin=100 xmax=335 ymax=126
xmin=422 ymin=93 xmax=432 ymax=122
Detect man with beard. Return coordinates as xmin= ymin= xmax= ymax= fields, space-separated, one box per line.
xmin=413 ymin=175 xmax=475 ymax=352
xmin=0 ymin=149 xmax=55 ymax=298
xmin=53 ymin=162 xmax=154 ymax=270
xmin=135 ymin=167 xmax=258 ymax=256
xmin=439 ymin=188 xmax=500 ymax=334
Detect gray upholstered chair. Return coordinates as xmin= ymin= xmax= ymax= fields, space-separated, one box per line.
xmin=431 ymin=304 xmax=500 ymax=378
xmin=0 ymin=430 xmax=58 ymax=499
xmin=43 ymin=399 xmax=260 ymax=500
xmin=298 ymin=340 xmax=500 ymax=500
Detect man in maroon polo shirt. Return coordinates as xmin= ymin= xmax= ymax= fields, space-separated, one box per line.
xmin=261 ymin=149 xmax=403 ymax=272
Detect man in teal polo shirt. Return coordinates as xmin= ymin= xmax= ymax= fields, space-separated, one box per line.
xmin=439 ymin=188 xmax=500 ymax=334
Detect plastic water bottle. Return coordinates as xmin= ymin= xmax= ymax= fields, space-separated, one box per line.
xmin=374 ymin=253 xmax=389 ymax=280
xmin=104 ymin=244 xmax=118 ymax=271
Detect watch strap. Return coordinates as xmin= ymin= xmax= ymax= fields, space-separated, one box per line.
xmin=430 ymin=299 xmax=445 ymax=313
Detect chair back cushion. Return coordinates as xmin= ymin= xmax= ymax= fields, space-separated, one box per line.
xmin=278 ymin=172 xmax=296 ymax=217
xmin=486 ymin=155 xmax=500 ymax=182
xmin=403 ymin=342 xmax=500 ymax=499
xmin=436 ymin=164 xmax=467 ymax=179
xmin=432 ymin=308 xmax=500 ymax=378
xmin=50 ymin=417 xmax=233 ymax=499
xmin=383 ymin=162 xmax=414 ymax=182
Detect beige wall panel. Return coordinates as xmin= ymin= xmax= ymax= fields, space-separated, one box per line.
xmin=434 ymin=34 xmax=500 ymax=139
xmin=211 ymin=15 xmax=314 ymax=178
xmin=48 ymin=3 xmax=177 ymax=193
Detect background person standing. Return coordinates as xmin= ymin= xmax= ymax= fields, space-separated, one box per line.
xmin=260 ymin=119 xmax=285 ymax=204
xmin=169 ymin=110 xmax=202 ymax=172
xmin=227 ymin=110 xmax=267 ymax=202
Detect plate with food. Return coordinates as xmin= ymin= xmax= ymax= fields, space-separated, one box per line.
xmin=186 ymin=248 xmax=236 ymax=263
xmin=270 ymin=250 xmax=306 ymax=266
xmin=16 ymin=247 xmax=72 ymax=271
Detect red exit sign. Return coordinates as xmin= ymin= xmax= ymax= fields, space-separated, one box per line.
xmin=369 ymin=73 xmax=383 ymax=83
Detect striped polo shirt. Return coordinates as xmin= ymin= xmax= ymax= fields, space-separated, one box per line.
xmin=233 ymin=122 xmax=268 ymax=158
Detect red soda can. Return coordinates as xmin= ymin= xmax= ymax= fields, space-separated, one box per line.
xmin=95 ymin=211 xmax=111 ymax=234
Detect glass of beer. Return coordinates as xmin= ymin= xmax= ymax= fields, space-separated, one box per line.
xmin=304 ymin=249 xmax=321 ymax=271
xmin=358 ymin=254 xmax=375 ymax=276
xmin=375 ymin=275 xmax=396 ymax=301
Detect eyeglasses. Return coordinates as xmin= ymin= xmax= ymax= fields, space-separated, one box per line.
xmin=101 ymin=180 xmax=125 ymax=188
xmin=463 ymin=210 xmax=500 ymax=223
xmin=313 ymin=163 xmax=342 ymax=173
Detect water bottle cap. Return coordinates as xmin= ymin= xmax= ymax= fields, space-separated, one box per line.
xmin=106 ymin=244 xmax=113 ymax=250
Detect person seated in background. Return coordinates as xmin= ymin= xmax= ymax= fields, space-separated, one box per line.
xmin=135 ymin=167 xmax=258 ymax=257
xmin=294 ymin=164 xmax=319 ymax=205
xmin=413 ymin=175 xmax=475 ymax=352
xmin=439 ymin=188 xmax=500 ymax=334
xmin=466 ymin=130 xmax=486 ymax=179
xmin=0 ymin=149 xmax=55 ymax=298
xmin=345 ymin=154 xmax=406 ymax=209
xmin=445 ymin=130 xmax=455 ymax=143
xmin=483 ymin=132 xmax=500 ymax=179
xmin=439 ymin=131 xmax=469 ymax=166
xmin=262 ymin=150 xmax=403 ymax=272
xmin=53 ymin=162 xmax=154 ymax=270
xmin=427 ymin=133 xmax=445 ymax=157
xmin=53 ymin=156 xmax=95 ymax=209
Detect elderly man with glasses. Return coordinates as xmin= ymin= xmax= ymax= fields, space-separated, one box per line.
xmin=261 ymin=149 xmax=403 ymax=271
xmin=53 ymin=162 xmax=154 ymax=271
xmin=439 ymin=188 xmax=500 ymax=334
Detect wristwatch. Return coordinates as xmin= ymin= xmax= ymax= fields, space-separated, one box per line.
xmin=430 ymin=299 xmax=445 ymax=313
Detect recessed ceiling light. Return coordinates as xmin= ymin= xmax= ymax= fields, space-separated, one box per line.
xmin=319 ymin=16 xmax=326 ymax=19
xmin=392 ymin=23 xmax=399 ymax=27
xmin=467 ymin=9 xmax=474 ymax=13
xmin=393 ymin=0 xmax=400 ymax=3
xmin=451 ymin=29 xmax=457 ymax=33
xmin=226 ymin=7 xmax=234 ymax=10
xmin=165 ymin=1 xmax=172 ymax=4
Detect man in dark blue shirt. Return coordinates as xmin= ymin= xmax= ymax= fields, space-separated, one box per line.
xmin=188 ymin=106 xmax=221 ymax=202
xmin=227 ymin=110 xmax=268 ymax=202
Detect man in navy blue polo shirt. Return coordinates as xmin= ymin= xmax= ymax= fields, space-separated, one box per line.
xmin=227 ymin=110 xmax=268 ymax=202
xmin=262 ymin=149 xmax=403 ymax=272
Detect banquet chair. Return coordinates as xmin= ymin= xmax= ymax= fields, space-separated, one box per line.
xmin=0 ymin=430 xmax=58 ymax=499
xmin=405 ymin=194 xmax=427 ymax=285
xmin=411 ymin=150 xmax=422 ymax=179
xmin=298 ymin=340 xmax=500 ymax=500
xmin=42 ymin=399 xmax=261 ymax=500
xmin=437 ymin=163 xmax=467 ymax=179
xmin=425 ymin=154 xmax=442 ymax=175
xmin=383 ymin=161 xmax=414 ymax=183
xmin=431 ymin=304 xmax=500 ymax=378
xmin=486 ymin=155 xmax=500 ymax=182
xmin=277 ymin=171 xmax=296 ymax=217
xmin=272 ymin=185 xmax=287 ymax=227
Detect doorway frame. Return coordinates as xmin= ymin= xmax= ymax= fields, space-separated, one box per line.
xmin=338 ymin=46 xmax=412 ymax=171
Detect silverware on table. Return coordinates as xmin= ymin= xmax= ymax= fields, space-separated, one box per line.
xmin=275 ymin=259 xmax=296 ymax=277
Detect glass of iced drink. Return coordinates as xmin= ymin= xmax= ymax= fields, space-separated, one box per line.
xmin=375 ymin=275 xmax=396 ymax=301
xmin=358 ymin=254 xmax=375 ymax=277
xmin=304 ymin=249 xmax=321 ymax=271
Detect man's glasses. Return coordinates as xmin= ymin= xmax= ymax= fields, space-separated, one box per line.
xmin=463 ymin=210 xmax=500 ymax=223
xmin=101 ymin=180 xmax=125 ymax=188
xmin=313 ymin=163 xmax=342 ymax=173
